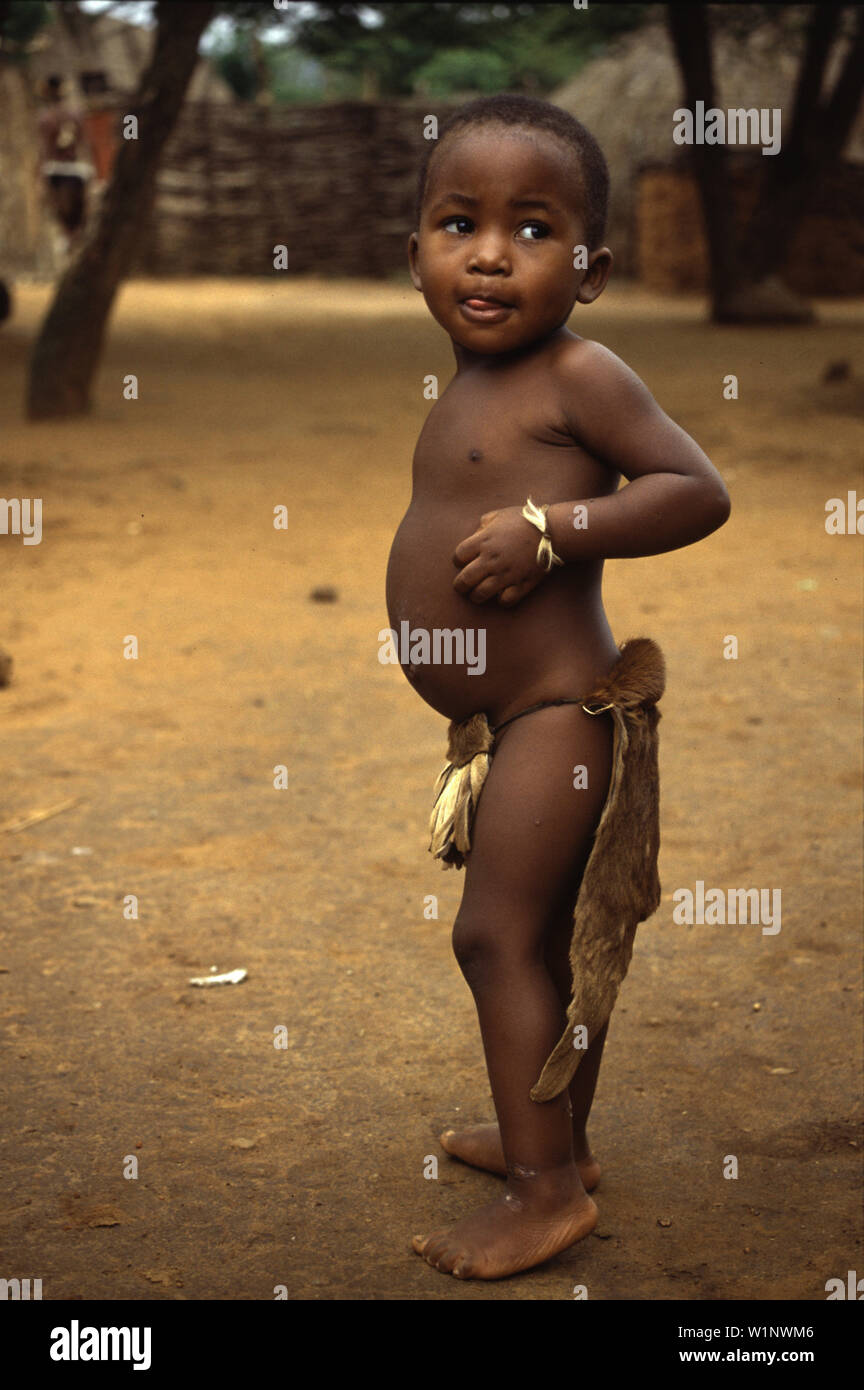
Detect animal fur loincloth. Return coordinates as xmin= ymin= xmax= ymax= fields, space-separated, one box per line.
xmin=428 ymin=636 xmax=665 ymax=1103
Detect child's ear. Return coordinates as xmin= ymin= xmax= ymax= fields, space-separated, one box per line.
xmin=575 ymin=247 xmax=613 ymax=305
xmin=408 ymin=232 xmax=423 ymax=291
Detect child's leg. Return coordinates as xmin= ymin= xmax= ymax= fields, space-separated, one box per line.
xmin=413 ymin=703 xmax=613 ymax=1279
xmin=440 ymin=899 xmax=610 ymax=1187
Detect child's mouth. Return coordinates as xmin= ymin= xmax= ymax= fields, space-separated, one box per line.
xmin=459 ymin=297 xmax=514 ymax=323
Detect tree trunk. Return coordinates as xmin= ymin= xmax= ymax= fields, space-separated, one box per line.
xmin=668 ymin=2 xmax=864 ymax=324
xmin=26 ymin=0 xmax=216 ymax=419
xmin=667 ymin=3 xmax=739 ymax=322
xmin=738 ymin=5 xmax=864 ymax=283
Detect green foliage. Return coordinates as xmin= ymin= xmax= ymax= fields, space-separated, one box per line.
xmin=268 ymin=46 xmax=327 ymax=104
xmin=0 ymin=0 xmax=51 ymax=64
xmin=208 ymin=0 xmax=655 ymax=104
xmin=414 ymin=48 xmax=510 ymax=98
xmin=289 ymin=2 xmax=653 ymax=100
xmin=210 ymin=30 xmax=260 ymax=101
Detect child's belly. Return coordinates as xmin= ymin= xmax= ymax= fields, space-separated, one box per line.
xmin=385 ymin=499 xmax=618 ymax=724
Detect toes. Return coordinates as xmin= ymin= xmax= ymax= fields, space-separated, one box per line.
xmin=435 ymin=1244 xmax=461 ymax=1274
xmin=412 ymin=1225 xmax=476 ymax=1279
xmin=426 ymin=1239 xmax=451 ymax=1269
xmin=417 ymin=1231 xmax=448 ymax=1266
xmin=413 ymin=1231 xmax=449 ymax=1267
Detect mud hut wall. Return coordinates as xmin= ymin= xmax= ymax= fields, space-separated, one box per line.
xmin=637 ymin=162 xmax=864 ymax=297
xmin=131 ymin=100 xmax=456 ymax=278
xmin=0 ymin=64 xmax=57 ymax=277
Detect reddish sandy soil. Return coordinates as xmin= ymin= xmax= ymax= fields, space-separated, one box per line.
xmin=0 ymin=279 xmax=861 ymax=1300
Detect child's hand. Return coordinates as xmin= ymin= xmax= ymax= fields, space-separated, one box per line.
xmin=452 ymin=507 xmax=552 ymax=606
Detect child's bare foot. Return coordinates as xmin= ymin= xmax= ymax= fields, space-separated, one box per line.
xmin=440 ymin=1122 xmax=601 ymax=1191
xmin=412 ymin=1168 xmax=597 ymax=1280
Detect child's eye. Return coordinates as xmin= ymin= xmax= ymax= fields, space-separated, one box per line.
xmin=518 ymin=222 xmax=550 ymax=242
xmin=441 ymin=216 xmax=473 ymax=235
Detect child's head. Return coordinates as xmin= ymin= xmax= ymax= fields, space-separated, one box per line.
xmin=416 ymin=95 xmax=609 ymax=248
xmin=409 ymin=94 xmax=612 ymax=356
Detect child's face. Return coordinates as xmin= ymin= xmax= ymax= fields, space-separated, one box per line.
xmin=409 ymin=126 xmax=611 ymax=357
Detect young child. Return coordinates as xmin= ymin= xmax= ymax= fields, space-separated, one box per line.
xmin=385 ymin=94 xmax=730 ymax=1281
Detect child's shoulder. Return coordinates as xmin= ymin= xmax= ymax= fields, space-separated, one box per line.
xmin=551 ymin=333 xmax=643 ymax=389
xmin=549 ymin=333 xmax=658 ymax=422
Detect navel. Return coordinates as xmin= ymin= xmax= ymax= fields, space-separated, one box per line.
xmin=468 ymin=449 xmax=483 ymax=464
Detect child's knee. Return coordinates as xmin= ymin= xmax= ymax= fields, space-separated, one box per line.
xmin=451 ymin=911 xmax=497 ymax=986
xmin=452 ymin=908 xmax=540 ymax=988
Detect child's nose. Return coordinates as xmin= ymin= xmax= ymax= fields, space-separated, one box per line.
xmin=468 ymin=235 xmax=511 ymax=275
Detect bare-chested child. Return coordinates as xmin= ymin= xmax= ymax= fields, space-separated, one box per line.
xmin=385 ymin=95 xmax=730 ymax=1281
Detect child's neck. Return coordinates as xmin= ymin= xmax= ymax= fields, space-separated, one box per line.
xmin=451 ymin=323 xmax=576 ymax=374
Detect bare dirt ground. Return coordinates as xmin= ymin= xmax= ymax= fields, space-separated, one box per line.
xmin=0 ymin=278 xmax=861 ymax=1301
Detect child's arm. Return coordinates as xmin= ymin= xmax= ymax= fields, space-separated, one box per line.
xmin=544 ymin=341 xmax=730 ymax=561
xmin=452 ymin=342 xmax=730 ymax=605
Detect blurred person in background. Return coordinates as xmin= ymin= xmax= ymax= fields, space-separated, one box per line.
xmin=37 ymin=74 xmax=95 ymax=262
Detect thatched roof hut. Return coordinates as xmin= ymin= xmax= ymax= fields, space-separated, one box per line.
xmin=0 ymin=8 xmax=233 ymax=281
xmin=551 ymin=18 xmax=864 ymax=277
xmin=24 ymin=8 xmax=232 ymax=103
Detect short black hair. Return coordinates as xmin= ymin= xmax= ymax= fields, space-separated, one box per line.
xmin=414 ymin=94 xmax=609 ymax=248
